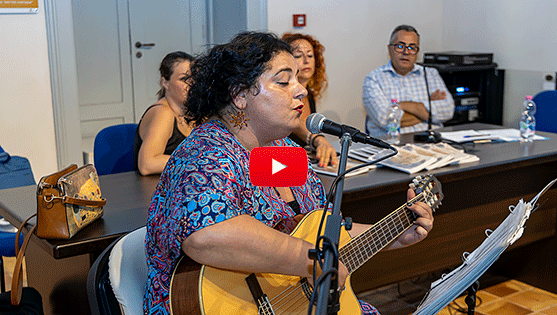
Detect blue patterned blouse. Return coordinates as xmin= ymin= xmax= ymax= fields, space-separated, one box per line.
xmin=143 ymin=119 xmax=379 ymax=315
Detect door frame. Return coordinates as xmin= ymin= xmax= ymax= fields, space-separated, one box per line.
xmin=45 ymin=0 xmax=267 ymax=167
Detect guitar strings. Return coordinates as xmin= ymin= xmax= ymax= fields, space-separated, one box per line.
xmin=267 ymin=282 xmax=310 ymax=314
xmin=341 ymin=194 xmax=423 ymax=256
xmin=262 ymin=183 xmax=438 ymax=314
xmin=268 ymin=281 xmax=305 ymax=310
xmin=274 ymin=294 xmax=309 ymax=314
xmin=340 ymin=194 xmax=427 ymax=272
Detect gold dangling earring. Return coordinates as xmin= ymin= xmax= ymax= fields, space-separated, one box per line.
xmin=229 ymin=108 xmax=250 ymax=129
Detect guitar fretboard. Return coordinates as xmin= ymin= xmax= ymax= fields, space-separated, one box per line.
xmin=339 ymin=194 xmax=426 ymax=274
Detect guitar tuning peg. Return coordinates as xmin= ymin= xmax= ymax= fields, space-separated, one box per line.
xmin=409 ymin=183 xmax=416 ymax=189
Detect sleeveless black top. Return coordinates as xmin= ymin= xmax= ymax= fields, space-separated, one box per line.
xmin=133 ymin=104 xmax=187 ymax=171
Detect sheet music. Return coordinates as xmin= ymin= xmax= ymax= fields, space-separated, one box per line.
xmin=413 ymin=178 xmax=557 ymax=315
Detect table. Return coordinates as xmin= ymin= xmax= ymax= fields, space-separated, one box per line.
xmin=319 ymin=123 xmax=557 ymax=294
xmin=1 ymin=123 xmax=556 ymax=314
xmin=0 ymin=171 xmax=159 ymax=314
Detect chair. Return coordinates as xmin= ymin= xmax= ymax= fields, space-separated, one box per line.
xmin=0 ymin=145 xmax=33 ymax=292
xmin=87 ymin=226 xmax=147 ymax=315
xmin=533 ymin=91 xmax=557 ymax=133
xmin=93 ymin=124 xmax=138 ymax=175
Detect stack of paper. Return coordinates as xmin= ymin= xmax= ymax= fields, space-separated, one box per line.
xmin=421 ymin=142 xmax=480 ymax=165
xmin=347 ymin=146 xmax=382 ymax=163
xmin=401 ymin=144 xmax=454 ymax=171
xmin=373 ymin=146 xmax=437 ymax=174
xmin=335 ymin=142 xmax=479 ymax=174
xmin=312 ymin=160 xmax=373 ymax=177
xmin=371 ymin=143 xmax=479 ymax=174
xmin=440 ymin=128 xmax=549 ymax=143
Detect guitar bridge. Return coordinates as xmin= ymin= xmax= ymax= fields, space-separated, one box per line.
xmin=246 ymin=273 xmax=275 ymax=315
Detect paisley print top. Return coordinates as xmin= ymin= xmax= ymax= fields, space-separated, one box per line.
xmin=143 ymin=119 xmax=328 ymax=314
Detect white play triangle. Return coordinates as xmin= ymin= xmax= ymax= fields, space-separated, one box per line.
xmin=271 ymin=159 xmax=287 ymax=175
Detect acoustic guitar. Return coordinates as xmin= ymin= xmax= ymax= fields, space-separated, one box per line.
xmin=169 ymin=175 xmax=443 ymax=315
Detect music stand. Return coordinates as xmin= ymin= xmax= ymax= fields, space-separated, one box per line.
xmin=413 ymin=178 xmax=557 ymax=315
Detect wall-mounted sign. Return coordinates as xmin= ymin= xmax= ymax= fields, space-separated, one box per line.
xmin=0 ymin=0 xmax=38 ymax=14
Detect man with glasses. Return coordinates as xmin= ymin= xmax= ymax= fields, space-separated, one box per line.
xmin=362 ymin=25 xmax=454 ymax=137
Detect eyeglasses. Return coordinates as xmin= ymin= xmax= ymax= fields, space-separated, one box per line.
xmin=390 ymin=43 xmax=419 ymax=55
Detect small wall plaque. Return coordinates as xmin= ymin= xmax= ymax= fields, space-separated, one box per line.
xmin=0 ymin=0 xmax=39 ymax=14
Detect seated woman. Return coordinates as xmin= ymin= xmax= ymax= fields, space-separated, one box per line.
xmin=282 ymin=32 xmax=338 ymax=167
xmin=144 ymin=32 xmax=434 ymax=315
xmin=133 ymin=51 xmax=194 ymax=175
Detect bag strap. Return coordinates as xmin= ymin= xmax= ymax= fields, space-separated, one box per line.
xmin=11 ymin=214 xmax=38 ymax=306
xmin=38 ymin=164 xmax=78 ymax=187
xmin=63 ymin=195 xmax=107 ymax=207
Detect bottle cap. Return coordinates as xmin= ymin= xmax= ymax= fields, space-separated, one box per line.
xmin=525 ymin=95 xmax=533 ymax=100
xmin=391 ymin=99 xmax=398 ymax=103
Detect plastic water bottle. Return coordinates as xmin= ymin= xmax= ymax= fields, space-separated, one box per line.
xmin=520 ymin=96 xmax=536 ymax=142
xmin=386 ymin=99 xmax=403 ymax=144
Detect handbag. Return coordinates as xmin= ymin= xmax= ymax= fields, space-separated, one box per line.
xmin=35 ymin=164 xmax=106 ymax=239
xmin=11 ymin=164 xmax=106 ymax=305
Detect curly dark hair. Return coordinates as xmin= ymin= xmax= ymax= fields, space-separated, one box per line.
xmin=156 ymin=51 xmax=194 ymax=99
xmin=281 ymin=32 xmax=328 ymax=100
xmin=184 ymin=31 xmax=293 ymax=126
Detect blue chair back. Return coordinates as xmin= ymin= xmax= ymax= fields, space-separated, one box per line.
xmin=94 ymin=124 xmax=138 ymax=176
xmin=533 ymin=91 xmax=557 ymax=133
xmin=0 ymin=145 xmax=32 ymax=292
xmin=0 ymin=145 xmax=35 ymax=190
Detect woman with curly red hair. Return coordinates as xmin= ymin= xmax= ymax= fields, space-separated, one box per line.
xmin=282 ymin=33 xmax=338 ymax=167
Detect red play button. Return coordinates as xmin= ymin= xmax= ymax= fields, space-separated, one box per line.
xmin=250 ymin=147 xmax=308 ymax=187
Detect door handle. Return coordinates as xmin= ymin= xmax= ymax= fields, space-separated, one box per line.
xmin=135 ymin=41 xmax=156 ymax=49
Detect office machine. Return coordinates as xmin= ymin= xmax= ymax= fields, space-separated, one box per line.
xmin=444 ymin=86 xmax=481 ymax=126
xmin=424 ymin=51 xmax=493 ymax=65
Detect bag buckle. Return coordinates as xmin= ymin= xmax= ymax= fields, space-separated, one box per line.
xmin=44 ymin=193 xmax=64 ymax=203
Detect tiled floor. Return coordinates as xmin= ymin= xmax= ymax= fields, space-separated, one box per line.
xmin=2 ymin=256 xmax=27 ymax=292
xmin=358 ymin=271 xmax=557 ymax=315
xmin=3 ymin=257 xmax=557 ymax=315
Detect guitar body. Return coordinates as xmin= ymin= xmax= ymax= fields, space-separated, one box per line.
xmin=170 ymin=209 xmax=362 ymax=315
xmin=169 ymin=174 xmax=443 ymax=315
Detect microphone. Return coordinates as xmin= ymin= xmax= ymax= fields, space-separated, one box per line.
xmin=306 ymin=113 xmax=392 ymax=149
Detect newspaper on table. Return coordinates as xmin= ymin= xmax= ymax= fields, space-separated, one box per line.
xmin=373 ymin=146 xmax=437 ymax=174
xmin=312 ymin=160 xmax=373 ymax=177
xmin=347 ymin=146 xmax=382 ymax=163
xmin=401 ymin=144 xmax=454 ymax=171
xmin=420 ymin=142 xmax=480 ymax=165
xmin=343 ymin=142 xmax=479 ymax=174
xmin=413 ymin=177 xmax=557 ymax=315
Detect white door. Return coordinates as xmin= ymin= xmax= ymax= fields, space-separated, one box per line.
xmin=128 ymin=0 xmax=196 ymax=122
xmin=73 ymin=0 xmax=135 ymax=148
xmin=73 ymin=0 xmax=205 ymax=158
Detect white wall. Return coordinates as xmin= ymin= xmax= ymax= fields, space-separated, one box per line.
xmin=268 ymin=0 xmax=556 ymax=130
xmin=0 ymin=0 xmax=58 ymax=183
xmin=441 ymin=0 xmax=557 ymax=127
xmin=268 ymin=0 xmax=444 ymax=129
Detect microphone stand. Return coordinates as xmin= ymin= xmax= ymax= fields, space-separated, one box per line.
xmin=413 ymin=65 xmax=441 ymax=143
xmin=313 ymin=133 xmax=352 ymax=315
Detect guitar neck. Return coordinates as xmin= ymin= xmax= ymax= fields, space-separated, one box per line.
xmin=339 ymin=194 xmax=425 ymax=274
